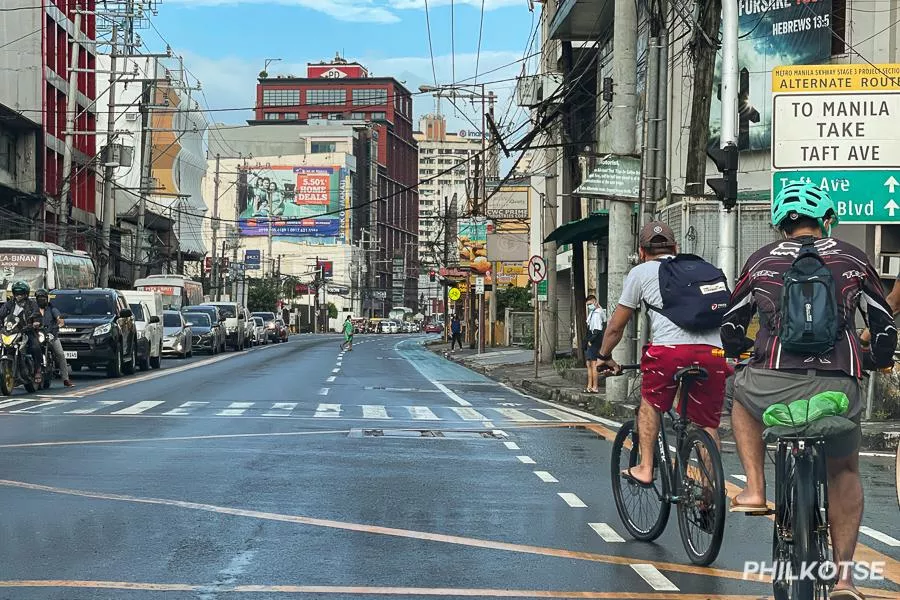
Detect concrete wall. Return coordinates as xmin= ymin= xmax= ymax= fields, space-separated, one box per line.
xmin=0 ymin=1 xmax=42 ymax=127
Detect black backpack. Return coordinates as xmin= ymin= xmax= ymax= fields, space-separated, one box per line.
xmin=778 ymin=239 xmax=840 ymax=355
xmin=645 ymin=254 xmax=731 ymax=331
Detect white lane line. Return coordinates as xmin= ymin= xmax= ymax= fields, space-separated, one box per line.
xmin=332 ymin=368 xmax=340 ymax=374
xmin=517 ymin=455 xmax=536 ymax=464
xmin=217 ymin=402 xmax=254 ymax=416
xmin=503 ymin=441 xmax=520 ymax=450
xmin=336 ymin=362 xmax=342 ymax=367
xmin=536 ymin=408 xmax=589 ymax=423
xmin=11 ymin=400 xmax=76 ymax=413
xmin=859 ymin=526 xmax=900 ymax=547
xmin=314 ymin=403 xmax=341 ymax=418
xmin=482 ymin=421 xmax=494 ymax=428
xmin=362 ymin=405 xmax=389 ymax=419
xmin=408 ymin=406 xmax=440 ymax=420
xmin=732 ymin=474 xmax=747 ymax=483
xmin=630 ymin=564 xmax=679 ymax=591
xmin=589 ymin=523 xmax=625 ymax=542
xmin=558 ymin=493 xmax=587 ymax=508
xmin=498 ymin=382 xmax=623 ymax=428
xmin=111 ymin=401 xmax=165 ymax=415
xmin=534 ymin=471 xmax=558 ymax=483
xmin=0 ymin=399 xmax=41 ymax=411
xmin=431 ymin=381 xmax=472 ymax=407
xmin=263 ymin=403 xmax=297 ymax=417
xmin=326 ymin=376 xmax=336 ymax=383
xmin=450 ymin=407 xmax=487 ymax=421
xmin=318 ymin=388 xmax=330 ymax=396
xmin=164 ymin=401 xmax=209 ymax=416
xmin=494 ymin=408 xmax=539 ymax=422
xmin=66 ymin=400 xmax=123 ymax=414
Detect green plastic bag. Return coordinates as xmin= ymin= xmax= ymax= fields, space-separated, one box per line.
xmin=762 ymin=391 xmax=850 ymax=427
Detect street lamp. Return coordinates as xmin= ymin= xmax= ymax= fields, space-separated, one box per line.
xmin=261 ymin=57 xmax=281 ymax=78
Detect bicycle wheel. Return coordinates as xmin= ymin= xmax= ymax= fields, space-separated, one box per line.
xmin=772 ymin=444 xmax=792 ymax=600
xmin=675 ymin=428 xmax=726 ymax=566
xmin=610 ymin=419 xmax=670 ymax=541
xmin=792 ymin=453 xmax=817 ymax=600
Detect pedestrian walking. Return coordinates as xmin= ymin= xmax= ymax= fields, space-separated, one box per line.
xmin=341 ymin=315 xmax=354 ymax=351
xmin=449 ymin=315 xmax=462 ymax=351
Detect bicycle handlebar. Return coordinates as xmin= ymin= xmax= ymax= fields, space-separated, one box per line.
xmin=712 ymin=347 xmax=892 ymax=373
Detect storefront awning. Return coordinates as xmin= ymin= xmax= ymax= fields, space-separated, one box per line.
xmin=543 ymin=212 xmax=609 ymax=245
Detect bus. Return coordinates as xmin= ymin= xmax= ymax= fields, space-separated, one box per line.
xmin=0 ymin=240 xmax=96 ymax=294
xmin=133 ymin=274 xmax=203 ymax=310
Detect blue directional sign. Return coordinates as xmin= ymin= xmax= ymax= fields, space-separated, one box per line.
xmin=244 ymin=249 xmax=261 ymax=270
xmin=772 ymin=170 xmax=900 ymax=224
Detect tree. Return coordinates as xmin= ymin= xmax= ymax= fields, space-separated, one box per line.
xmin=248 ymin=279 xmax=279 ymax=312
xmin=327 ymin=302 xmax=338 ymax=319
xmin=495 ymin=285 xmax=532 ymax=321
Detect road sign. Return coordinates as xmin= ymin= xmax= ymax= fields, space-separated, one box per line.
xmin=475 ymin=277 xmax=485 ymax=295
xmin=448 ymin=287 xmax=461 ymax=301
xmin=204 ymin=256 xmax=212 ymax=273
xmin=245 ymin=249 xmax=261 ymax=271
xmin=528 ymin=255 xmax=547 ymax=283
xmin=537 ymin=279 xmax=548 ymax=302
xmin=574 ymin=155 xmax=641 ymax=198
xmin=772 ymin=170 xmax=900 ymax=223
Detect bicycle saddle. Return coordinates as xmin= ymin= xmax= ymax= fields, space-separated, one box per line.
xmin=673 ymin=365 xmax=708 ymax=383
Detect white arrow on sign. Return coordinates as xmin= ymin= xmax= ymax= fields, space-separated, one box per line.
xmin=886 ymin=199 xmax=900 ymax=217
xmin=886 ymin=176 xmax=900 ymax=193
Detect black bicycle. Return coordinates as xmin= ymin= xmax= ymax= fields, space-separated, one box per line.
xmin=609 ymin=364 xmax=726 ymax=566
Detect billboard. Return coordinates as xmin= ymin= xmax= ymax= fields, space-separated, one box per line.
xmin=708 ymin=0 xmax=833 ymax=151
xmin=457 ymin=218 xmax=489 ymax=275
xmin=237 ymin=165 xmax=346 ymax=243
xmin=486 ymin=187 xmax=529 ymax=220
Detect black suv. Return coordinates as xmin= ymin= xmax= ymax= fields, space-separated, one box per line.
xmin=51 ymin=288 xmax=140 ymax=378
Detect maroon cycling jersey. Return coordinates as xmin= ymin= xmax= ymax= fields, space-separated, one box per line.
xmin=721 ymin=236 xmax=897 ymax=377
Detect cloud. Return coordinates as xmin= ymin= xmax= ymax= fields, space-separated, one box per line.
xmin=165 ymin=0 xmax=401 ymax=24
xmin=389 ymin=0 xmax=523 ymax=9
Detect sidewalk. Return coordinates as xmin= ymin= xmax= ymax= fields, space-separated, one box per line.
xmin=426 ymin=341 xmax=900 ymax=452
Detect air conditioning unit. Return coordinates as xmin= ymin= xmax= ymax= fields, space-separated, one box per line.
xmin=125 ymin=112 xmax=139 ymax=122
xmin=515 ymin=72 xmax=564 ymax=107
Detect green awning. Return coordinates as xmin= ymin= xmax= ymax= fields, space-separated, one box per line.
xmin=543 ymin=212 xmax=609 ymax=245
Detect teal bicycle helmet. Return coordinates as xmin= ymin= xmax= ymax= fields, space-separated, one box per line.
xmin=772 ymin=181 xmax=838 ymax=234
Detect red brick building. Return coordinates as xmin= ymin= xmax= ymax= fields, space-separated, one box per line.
xmin=254 ymin=56 xmax=419 ymax=311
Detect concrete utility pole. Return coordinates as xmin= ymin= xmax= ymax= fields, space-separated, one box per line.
xmin=135 ymin=59 xmax=158 ymax=278
xmin=539 ymin=0 xmax=559 ymax=364
xmin=717 ymin=0 xmax=739 ymax=285
xmin=211 ymin=154 xmax=221 ymax=300
xmin=58 ymin=9 xmax=83 ymax=250
xmin=684 ymin=0 xmax=722 ymax=195
xmin=606 ymin=0 xmax=639 ymax=401
xmin=99 ymin=23 xmax=119 ymax=287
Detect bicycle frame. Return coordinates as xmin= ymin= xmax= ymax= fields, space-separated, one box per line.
xmin=651 ymin=380 xmax=694 ymax=504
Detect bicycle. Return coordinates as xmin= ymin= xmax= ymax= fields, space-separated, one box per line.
xmin=608 ymin=363 xmax=727 ymax=566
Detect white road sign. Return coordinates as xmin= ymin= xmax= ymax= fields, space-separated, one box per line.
xmin=475 ymin=277 xmax=485 ymax=295
xmin=528 ymin=255 xmax=547 ymax=283
xmin=773 ymin=93 xmax=900 ymax=169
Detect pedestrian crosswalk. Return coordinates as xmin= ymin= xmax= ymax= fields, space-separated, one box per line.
xmin=0 ymin=398 xmax=591 ymax=422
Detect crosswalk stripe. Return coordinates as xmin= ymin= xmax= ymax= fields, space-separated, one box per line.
xmin=314 ymin=403 xmax=341 ymax=418
xmin=859 ymin=526 xmax=900 ymax=547
xmin=11 ymin=400 xmax=76 ymax=413
xmin=495 ymin=408 xmax=539 ymax=422
xmin=263 ymin=403 xmax=297 ymax=417
xmin=217 ymin=402 xmax=254 ymax=416
xmin=66 ymin=400 xmax=122 ymax=414
xmin=362 ymin=405 xmax=389 ymax=419
xmin=450 ymin=407 xmax=487 ymax=421
xmin=535 ymin=408 xmax=589 ymax=422
xmin=164 ymin=401 xmax=209 ymax=416
xmin=0 ymin=399 xmax=41 ymax=410
xmin=589 ymin=523 xmax=625 ymax=542
xmin=408 ymin=406 xmax=440 ymax=420
xmin=111 ymin=401 xmax=165 ymax=415
xmin=558 ymin=493 xmax=587 ymax=508
xmin=630 ymin=564 xmax=679 ymax=591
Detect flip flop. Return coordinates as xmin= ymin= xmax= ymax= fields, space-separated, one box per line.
xmin=830 ymin=589 xmax=866 ymax=600
xmin=729 ymin=497 xmax=771 ymax=514
xmin=621 ymin=468 xmax=655 ymax=489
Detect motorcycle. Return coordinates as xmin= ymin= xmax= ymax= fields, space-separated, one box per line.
xmin=0 ymin=314 xmax=38 ymax=395
xmin=38 ymin=330 xmax=57 ymax=390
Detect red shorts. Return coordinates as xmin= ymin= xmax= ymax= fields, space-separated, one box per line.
xmin=640 ymin=344 xmax=728 ymax=429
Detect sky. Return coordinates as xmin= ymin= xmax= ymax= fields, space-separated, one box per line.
xmin=149 ymin=0 xmax=541 ymax=141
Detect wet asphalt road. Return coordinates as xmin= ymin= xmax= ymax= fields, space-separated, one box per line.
xmin=0 ymin=334 xmax=897 ymax=599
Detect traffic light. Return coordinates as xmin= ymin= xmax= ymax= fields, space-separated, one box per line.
xmin=707 ymin=144 xmax=738 ymax=210
xmin=429 ymin=270 xmax=436 ymax=282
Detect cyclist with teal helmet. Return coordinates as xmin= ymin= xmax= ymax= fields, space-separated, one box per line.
xmin=721 ymin=181 xmax=896 ymax=600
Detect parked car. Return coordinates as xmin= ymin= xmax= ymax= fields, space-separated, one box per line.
xmin=184 ymin=312 xmax=217 ymax=354
xmin=182 ymin=305 xmax=225 ymax=353
xmin=52 ymin=288 xmax=139 ymax=378
xmin=251 ymin=316 xmax=268 ymax=345
xmin=251 ymin=311 xmax=278 ymax=342
xmin=274 ymin=319 xmax=288 ymax=342
xmin=128 ymin=300 xmax=162 ymax=370
xmin=124 ymin=290 xmax=163 ymax=369
xmin=424 ymin=323 xmax=443 ymax=334
xmin=202 ymin=302 xmax=246 ymax=351
xmin=162 ymin=311 xmax=192 ymax=358
xmin=242 ymin=307 xmax=255 ymax=348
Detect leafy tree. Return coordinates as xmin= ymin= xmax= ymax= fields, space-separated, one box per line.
xmin=327 ymin=302 xmax=338 ymax=319
xmin=495 ymin=285 xmax=532 ymax=321
xmin=248 ymin=279 xmax=279 ymax=313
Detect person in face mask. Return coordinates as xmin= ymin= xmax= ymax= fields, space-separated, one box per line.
xmin=0 ymin=280 xmax=43 ymax=385
xmin=583 ymin=294 xmax=607 ymax=393
xmin=35 ymin=289 xmax=74 ymax=388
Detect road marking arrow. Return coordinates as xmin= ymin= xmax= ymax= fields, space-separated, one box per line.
xmin=886 ymin=176 xmax=900 ymax=193
xmin=886 ymin=199 xmax=900 ymax=217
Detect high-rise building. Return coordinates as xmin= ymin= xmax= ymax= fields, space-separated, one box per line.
xmin=254 ymin=55 xmax=419 ymax=310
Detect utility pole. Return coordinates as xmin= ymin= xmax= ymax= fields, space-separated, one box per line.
xmin=99 ymin=23 xmax=119 ymax=287
xmin=540 ymin=0 xmax=559 ymax=365
xmin=58 ymin=9 xmax=83 ymax=250
xmin=211 ymin=154 xmax=221 ymax=300
xmin=606 ymin=0 xmax=639 ymax=401
xmin=442 ymin=194 xmax=451 ymax=342
xmin=716 ymin=0 xmax=739 ymax=285
xmin=135 ymin=58 xmax=158 ymax=278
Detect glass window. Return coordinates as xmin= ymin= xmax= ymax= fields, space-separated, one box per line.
xmin=163 ymin=313 xmax=182 ymax=327
xmin=284 ymin=113 xmax=298 ymax=120
xmin=54 ymin=293 xmax=116 ymax=317
xmin=370 ymin=112 xmax=386 ymax=121
xmin=306 ymin=89 xmax=346 ymax=105
xmin=350 ymin=112 xmax=366 ymax=120
xmin=311 ymin=142 xmax=337 ymax=153
xmin=262 ymin=89 xmax=300 ymax=107
xmin=185 ymin=313 xmax=211 ymax=327
xmin=327 ymin=112 xmax=342 ymax=120
xmin=352 ymin=88 xmax=388 ymax=106
xmin=129 ymin=304 xmax=145 ymax=321
xmin=308 ymin=112 xmax=325 ymax=120
xmin=264 ymin=113 xmax=278 ymax=121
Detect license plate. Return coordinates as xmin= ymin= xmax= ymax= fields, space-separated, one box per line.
xmin=64 ymin=351 xmax=77 ymax=359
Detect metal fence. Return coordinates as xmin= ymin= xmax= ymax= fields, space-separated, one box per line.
xmin=658 ymin=199 xmax=780 ymax=268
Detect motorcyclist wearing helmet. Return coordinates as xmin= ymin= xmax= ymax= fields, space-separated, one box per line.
xmin=35 ymin=289 xmax=74 ymax=388
xmin=721 ymin=181 xmax=896 ymax=599
xmin=0 ymin=281 xmax=44 ymax=385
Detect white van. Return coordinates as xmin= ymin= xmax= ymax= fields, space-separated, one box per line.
xmin=123 ymin=290 xmax=164 ymax=369
xmin=202 ymin=301 xmax=246 ymax=351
